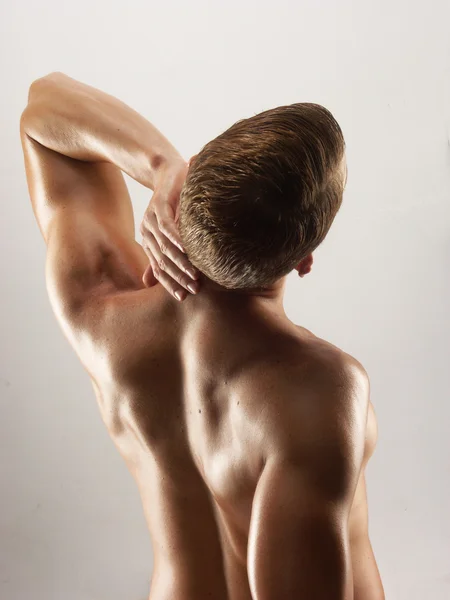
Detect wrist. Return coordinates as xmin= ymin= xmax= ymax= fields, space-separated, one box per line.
xmin=151 ymin=153 xmax=188 ymax=189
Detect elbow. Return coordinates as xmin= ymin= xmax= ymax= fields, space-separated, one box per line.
xmin=20 ymin=104 xmax=33 ymax=138
xmin=22 ymin=72 xmax=66 ymax=137
xmin=21 ymin=76 xmax=50 ymax=132
xmin=27 ymin=72 xmax=67 ymax=103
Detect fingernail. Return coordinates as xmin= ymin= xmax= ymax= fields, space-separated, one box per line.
xmin=187 ymin=282 xmax=199 ymax=294
xmin=175 ymin=290 xmax=185 ymax=301
xmin=187 ymin=268 xmax=198 ymax=279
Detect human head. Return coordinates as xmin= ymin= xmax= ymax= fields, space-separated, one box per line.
xmin=179 ymin=103 xmax=346 ymax=290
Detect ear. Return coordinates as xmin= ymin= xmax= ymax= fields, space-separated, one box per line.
xmin=295 ymin=253 xmax=314 ymax=278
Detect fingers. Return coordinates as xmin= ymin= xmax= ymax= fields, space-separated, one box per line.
xmin=151 ymin=213 xmax=199 ymax=280
xmin=142 ymin=230 xmax=200 ymax=301
xmin=152 ymin=264 xmax=188 ymax=302
xmin=143 ymin=243 xmax=188 ymax=301
xmin=155 ymin=202 xmax=185 ymax=253
xmin=141 ymin=210 xmax=200 ymax=280
xmin=142 ymin=264 xmax=158 ymax=288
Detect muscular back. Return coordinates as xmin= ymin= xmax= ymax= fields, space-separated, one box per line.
xmin=20 ymin=80 xmax=384 ymax=598
xmin=57 ymin=279 xmax=382 ymax=600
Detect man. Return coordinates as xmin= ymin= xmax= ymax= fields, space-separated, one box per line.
xmin=21 ymin=72 xmax=384 ymax=600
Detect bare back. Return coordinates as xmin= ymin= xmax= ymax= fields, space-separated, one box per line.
xmin=20 ymin=77 xmax=384 ymax=598
xmin=63 ymin=284 xmax=382 ymax=600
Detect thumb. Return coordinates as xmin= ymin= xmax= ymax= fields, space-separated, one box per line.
xmin=142 ymin=264 xmax=158 ymax=288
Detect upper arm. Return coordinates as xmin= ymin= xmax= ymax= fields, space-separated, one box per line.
xmin=248 ymin=458 xmax=353 ymax=600
xmin=21 ymin=127 xmax=148 ymax=326
xmin=348 ymin=474 xmax=385 ymax=600
xmin=247 ymin=357 xmax=369 ymax=600
xmin=348 ymin=404 xmax=385 ymax=600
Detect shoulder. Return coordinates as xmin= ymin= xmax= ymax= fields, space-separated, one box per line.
xmin=305 ymin=338 xmax=370 ymax=407
xmin=257 ymin=337 xmax=369 ymax=493
xmin=287 ymin=341 xmax=369 ymax=435
xmin=263 ymin=329 xmax=370 ymax=413
xmin=291 ymin=328 xmax=370 ymax=406
xmin=295 ymin=325 xmax=369 ymax=380
xmin=53 ymin=281 xmax=174 ymax=380
xmin=248 ymin=328 xmax=370 ymax=424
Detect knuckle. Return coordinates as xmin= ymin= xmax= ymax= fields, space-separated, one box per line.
xmin=180 ymin=274 xmax=193 ymax=289
xmin=180 ymin=259 xmax=192 ymax=272
xmin=177 ymin=272 xmax=188 ymax=285
xmin=157 ymin=257 xmax=166 ymax=270
xmin=159 ymin=242 xmax=168 ymax=255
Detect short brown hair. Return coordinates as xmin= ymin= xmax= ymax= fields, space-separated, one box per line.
xmin=179 ymin=103 xmax=345 ymax=289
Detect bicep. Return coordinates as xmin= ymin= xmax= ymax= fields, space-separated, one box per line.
xmin=22 ymin=130 xmax=148 ymax=318
xmin=45 ymin=209 xmax=147 ymax=319
xmin=21 ymin=131 xmax=135 ymax=241
xmin=248 ymin=458 xmax=354 ymax=600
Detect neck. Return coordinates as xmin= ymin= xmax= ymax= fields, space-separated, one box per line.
xmin=191 ymin=273 xmax=287 ymax=311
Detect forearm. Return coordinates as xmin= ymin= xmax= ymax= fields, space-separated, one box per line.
xmin=20 ymin=72 xmax=183 ymax=189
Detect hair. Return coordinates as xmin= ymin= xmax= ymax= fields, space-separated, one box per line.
xmin=178 ymin=102 xmax=346 ymax=290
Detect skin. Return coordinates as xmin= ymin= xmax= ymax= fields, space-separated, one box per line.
xmin=20 ymin=73 xmax=385 ymax=600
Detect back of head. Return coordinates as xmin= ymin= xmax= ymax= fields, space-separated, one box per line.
xmin=179 ymin=103 xmax=345 ymax=290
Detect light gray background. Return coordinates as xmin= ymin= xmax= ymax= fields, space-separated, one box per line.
xmin=1 ymin=1 xmax=449 ymax=599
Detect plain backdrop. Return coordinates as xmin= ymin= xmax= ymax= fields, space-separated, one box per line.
xmin=1 ymin=1 xmax=449 ymax=599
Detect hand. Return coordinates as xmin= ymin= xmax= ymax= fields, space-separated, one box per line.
xmin=140 ymin=158 xmax=201 ymax=301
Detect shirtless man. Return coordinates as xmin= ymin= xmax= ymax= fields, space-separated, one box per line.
xmin=20 ymin=72 xmax=384 ymax=600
